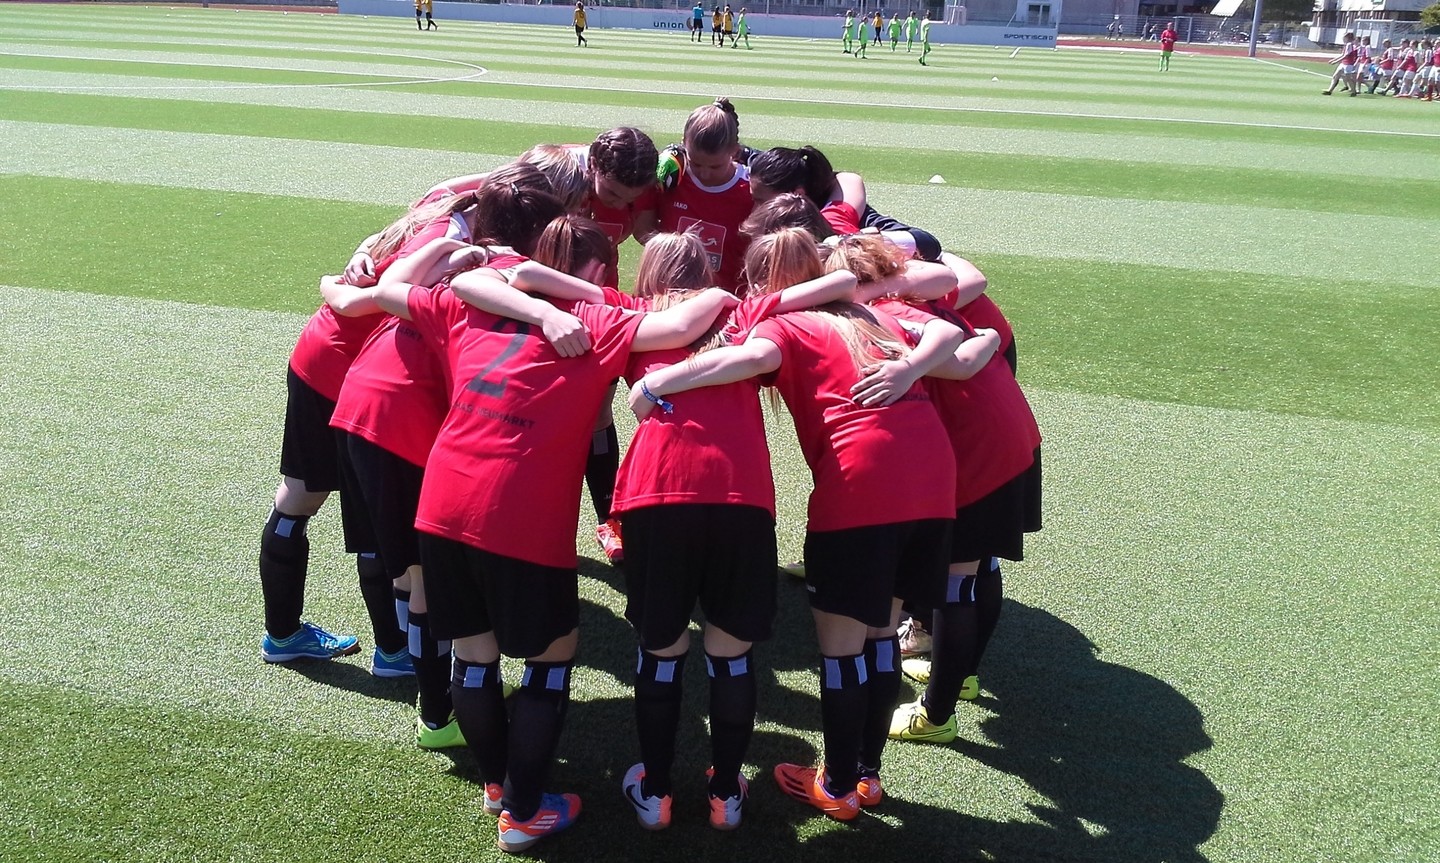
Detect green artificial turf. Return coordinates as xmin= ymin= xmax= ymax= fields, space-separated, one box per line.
xmin=0 ymin=6 xmax=1436 ymax=862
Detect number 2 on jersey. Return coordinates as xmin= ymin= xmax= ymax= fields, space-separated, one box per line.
xmin=466 ymin=320 xmax=532 ymax=398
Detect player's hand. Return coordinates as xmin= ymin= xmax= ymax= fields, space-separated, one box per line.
xmin=706 ymin=288 xmax=741 ymax=309
xmin=851 ymin=358 xmax=918 ymax=407
xmin=344 ymin=252 xmax=377 ymax=287
xmin=540 ymin=311 xmax=591 ymax=358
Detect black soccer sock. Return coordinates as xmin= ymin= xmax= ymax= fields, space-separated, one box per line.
xmin=451 ymin=657 xmax=508 ymax=787
xmin=393 ymin=586 xmax=411 ymax=638
xmin=635 ymin=649 xmax=686 ymax=798
xmin=859 ymin=636 xmax=901 ymax=772
xmin=409 ymin=611 xmax=454 ymax=727
xmin=584 ymin=424 xmax=619 ymax=522
xmin=818 ymin=653 xmax=867 ymax=794
xmin=925 ymin=573 xmax=977 ymax=722
xmin=259 ymin=508 xmax=310 ymax=637
xmin=706 ymin=651 xmax=756 ymax=799
xmin=504 ymin=661 xmax=573 ymax=822
xmin=357 ymin=553 xmax=405 ymax=654
xmin=968 ymin=563 xmax=1004 ymax=678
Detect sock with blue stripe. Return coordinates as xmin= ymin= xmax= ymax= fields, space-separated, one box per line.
xmin=358 ymin=553 xmax=405 ymax=654
xmin=818 ymin=652 xmax=867 ymax=794
xmin=635 ymin=649 xmax=686 ymax=798
xmin=860 ymin=636 xmax=901 ymax=771
xmin=259 ymin=508 xmax=309 ymax=637
xmin=451 ymin=657 xmax=507 ymax=787
xmin=706 ymin=650 xmax=755 ymax=799
xmin=504 ymin=660 xmax=573 ymax=821
xmin=409 ymin=611 xmax=453 ymax=728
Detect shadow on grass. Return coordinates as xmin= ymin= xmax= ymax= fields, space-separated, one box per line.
xmin=281 ymin=657 xmax=419 ymax=706
xmin=512 ymin=585 xmax=1220 ymax=862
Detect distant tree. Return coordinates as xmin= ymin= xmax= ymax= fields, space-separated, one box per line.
xmin=1422 ymin=1 xmax=1440 ymax=29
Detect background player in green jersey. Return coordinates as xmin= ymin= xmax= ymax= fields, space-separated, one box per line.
xmin=905 ymin=11 xmax=919 ymax=52
xmin=888 ymin=13 xmax=901 ymax=51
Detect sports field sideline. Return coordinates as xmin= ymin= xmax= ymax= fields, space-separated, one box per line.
xmin=0 ymin=5 xmax=1436 ymax=861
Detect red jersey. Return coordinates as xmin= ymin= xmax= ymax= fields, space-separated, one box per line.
xmin=752 ymin=308 xmax=956 ymax=532
xmin=563 ymin=144 xmax=662 ymax=287
xmin=656 ymin=165 xmax=753 ymax=292
xmin=289 ymin=306 xmax=385 ymax=402
xmin=406 ymin=288 xmax=645 ymax=568
xmin=821 ymin=201 xmax=862 ymax=236
xmin=952 ymin=291 xmax=1013 ymax=359
xmin=1380 ymin=48 xmax=1396 ymax=70
xmin=327 ymin=222 xmax=501 ymax=465
xmin=1160 ymin=29 xmax=1176 ymax=49
xmin=878 ymin=300 xmax=1039 ymax=506
xmin=1400 ymin=50 xmax=1417 ymax=72
xmin=329 ymin=314 xmax=446 ymax=466
xmin=612 ymin=295 xmax=783 ymax=516
xmin=1341 ymin=43 xmax=1359 ymax=64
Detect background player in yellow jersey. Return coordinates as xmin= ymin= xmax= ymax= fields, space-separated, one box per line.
xmin=712 ymin=7 xmax=723 ymax=46
xmin=574 ymin=1 xmax=588 ymax=47
xmin=872 ymin=11 xmax=884 ymax=45
xmin=414 ymin=0 xmax=435 ymax=31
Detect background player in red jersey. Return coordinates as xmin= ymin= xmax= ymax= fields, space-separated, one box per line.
xmin=629 ymin=229 xmax=970 ymax=822
xmin=653 ymin=98 xmax=753 ymax=293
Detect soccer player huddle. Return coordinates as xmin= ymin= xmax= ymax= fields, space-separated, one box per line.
xmin=256 ymin=98 xmax=1041 ymax=852
xmin=1325 ymin=33 xmax=1440 ymax=99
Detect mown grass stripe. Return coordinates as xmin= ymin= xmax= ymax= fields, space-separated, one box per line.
xmin=4 ymin=176 xmax=1435 ymax=429
xmin=5 ymin=89 xmax=1436 ymax=211
xmin=5 ymin=119 xmax=1429 ymax=288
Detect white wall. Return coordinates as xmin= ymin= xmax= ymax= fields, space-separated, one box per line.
xmin=338 ymin=0 xmax=1059 ymax=46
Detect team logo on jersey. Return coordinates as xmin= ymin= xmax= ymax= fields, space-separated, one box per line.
xmin=596 ymin=221 xmax=625 ymax=244
xmin=677 ymin=217 xmax=726 ymax=272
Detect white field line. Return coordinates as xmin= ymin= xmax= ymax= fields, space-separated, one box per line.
xmin=0 ymin=47 xmax=487 ymax=90
xmin=1251 ymin=55 xmax=1332 ymax=79
xmin=0 ymin=29 xmax=1434 ymax=137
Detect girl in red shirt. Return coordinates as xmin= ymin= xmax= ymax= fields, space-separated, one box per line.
xmin=748 ymin=145 xmax=945 ymax=262
xmin=612 ymin=233 xmax=856 ymax=831
xmin=629 ymin=228 xmax=970 ymax=821
xmin=257 ymin=163 xmax=563 ymax=672
xmin=653 ymin=98 xmax=753 ymax=292
xmin=827 ymin=236 xmax=1041 ymax=743
xmin=329 ymin=217 xmax=737 ymax=852
xmin=324 ymin=165 xmax=568 ymax=749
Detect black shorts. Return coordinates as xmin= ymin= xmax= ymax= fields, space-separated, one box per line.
xmin=343 ymin=432 xmax=424 ymax=578
xmin=952 ymin=447 xmax=1042 ymax=563
xmin=621 ymin=504 xmax=778 ymax=650
xmin=692 ymin=19 xmax=702 ymax=30
xmin=804 ymin=518 xmax=952 ymax=628
xmin=332 ymin=432 xmax=379 ymax=556
xmin=279 ymin=366 xmax=341 ymax=492
xmin=1002 ymin=338 xmax=1018 ymax=375
xmin=724 ymin=28 xmax=733 ymax=35
xmin=419 ymin=534 xmax=579 ymax=657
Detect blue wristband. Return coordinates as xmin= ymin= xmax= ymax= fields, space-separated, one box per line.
xmin=641 ymin=382 xmax=674 ymax=414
